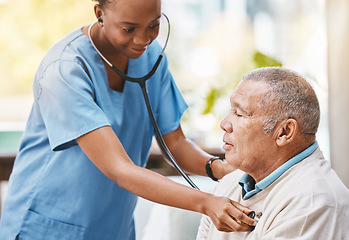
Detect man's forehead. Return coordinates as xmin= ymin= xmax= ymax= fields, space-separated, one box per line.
xmin=233 ymin=80 xmax=268 ymax=98
xmin=230 ymin=80 xmax=269 ymax=111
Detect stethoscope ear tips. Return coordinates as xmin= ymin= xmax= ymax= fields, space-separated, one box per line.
xmin=97 ymin=17 xmax=102 ymax=23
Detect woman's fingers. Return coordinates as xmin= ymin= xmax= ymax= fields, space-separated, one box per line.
xmin=216 ymin=215 xmax=252 ymax=232
xmin=205 ymin=196 xmax=256 ymax=232
xmin=229 ymin=200 xmax=257 ymax=227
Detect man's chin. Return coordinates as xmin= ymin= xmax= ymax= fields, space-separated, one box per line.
xmin=224 ymin=155 xmax=239 ymax=168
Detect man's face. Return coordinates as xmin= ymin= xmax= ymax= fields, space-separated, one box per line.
xmin=220 ymin=80 xmax=276 ymax=179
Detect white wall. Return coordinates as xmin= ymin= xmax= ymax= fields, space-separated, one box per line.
xmin=327 ymin=0 xmax=349 ymax=187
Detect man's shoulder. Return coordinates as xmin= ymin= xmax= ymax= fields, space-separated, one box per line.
xmin=268 ymin=153 xmax=349 ymax=208
xmin=221 ymin=169 xmax=245 ymax=185
xmin=212 ymin=170 xmax=245 ymax=197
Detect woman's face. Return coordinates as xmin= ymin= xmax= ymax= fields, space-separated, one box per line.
xmin=98 ymin=0 xmax=161 ymax=59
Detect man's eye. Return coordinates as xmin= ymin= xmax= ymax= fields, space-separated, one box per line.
xmin=234 ymin=111 xmax=242 ymax=117
xmin=122 ymin=27 xmax=135 ymax=33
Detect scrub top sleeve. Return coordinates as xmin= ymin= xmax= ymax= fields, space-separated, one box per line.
xmin=157 ymin=55 xmax=188 ymax=136
xmin=37 ymin=60 xmax=110 ymax=151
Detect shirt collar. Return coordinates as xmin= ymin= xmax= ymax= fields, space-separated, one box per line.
xmin=239 ymin=141 xmax=318 ymax=200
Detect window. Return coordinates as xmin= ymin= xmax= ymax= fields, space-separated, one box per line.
xmin=0 ymin=0 xmax=328 ymax=158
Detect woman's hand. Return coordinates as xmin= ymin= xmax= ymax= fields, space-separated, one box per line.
xmin=211 ymin=159 xmax=236 ymax=180
xmin=202 ymin=195 xmax=256 ymax=232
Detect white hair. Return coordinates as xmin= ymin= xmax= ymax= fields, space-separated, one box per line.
xmin=241 ymin=67 xmax=320 ymax=135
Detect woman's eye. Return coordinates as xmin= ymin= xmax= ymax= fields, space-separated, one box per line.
xmin=149 ymin=23 xmax=160 ymax=29
xmin=122 ymin=27 xmax=135 ymax=33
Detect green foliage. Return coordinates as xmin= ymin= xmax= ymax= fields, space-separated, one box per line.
xmin=202 ymin=51 xmax=282 ymax=114
xmin=253 ymin=51 xmax=282 ymax=68
xmin=202 ymin=88 xmax=218 ymax=115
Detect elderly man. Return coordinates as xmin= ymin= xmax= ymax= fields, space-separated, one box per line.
xmin=197 ymin=67 xmax=349 ymax=240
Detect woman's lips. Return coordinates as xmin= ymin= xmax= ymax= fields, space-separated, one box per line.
xmin=129 ymin=47 xmax=147 ymax=55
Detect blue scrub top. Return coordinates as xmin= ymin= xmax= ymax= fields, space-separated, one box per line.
xmin=0 ymin=27 xmax=188 ymax=240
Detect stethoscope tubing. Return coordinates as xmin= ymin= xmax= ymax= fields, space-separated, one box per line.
xmin=138 ymin=80 xmax=200 ymax=190
xmin=88 ymin=14 xmax=200 ymax=190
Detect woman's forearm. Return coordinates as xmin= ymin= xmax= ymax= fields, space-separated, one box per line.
xmin=76 ymin=126 xmax=255 ymax=231
xmin=113 ymin=161 xmax=208 ymax=213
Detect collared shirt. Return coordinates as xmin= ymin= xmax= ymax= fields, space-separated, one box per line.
xmin=239 ymin=141 xmax=319 ymax=200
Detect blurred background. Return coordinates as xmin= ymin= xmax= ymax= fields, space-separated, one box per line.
xmin=0 ymin=0 xmax=348 ymax=236
xmin=0 ymin=0 xmax=348 ymax=239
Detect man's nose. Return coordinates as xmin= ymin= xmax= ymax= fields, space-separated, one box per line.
xmin=220 ymin=115 xmax=233 ymax=132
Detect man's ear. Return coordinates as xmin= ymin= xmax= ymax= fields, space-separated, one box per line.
xmin=275 ymin=119 xmax=299 ymax=146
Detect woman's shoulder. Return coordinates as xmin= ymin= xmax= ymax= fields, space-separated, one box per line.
xmin=48 ymin=28 xmax=91 ymax=60
xmin=36 ymin=28 xmax=95 ymax=76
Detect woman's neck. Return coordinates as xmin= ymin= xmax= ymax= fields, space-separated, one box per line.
xmin=83 ymin=24 xmax=128 ymax=92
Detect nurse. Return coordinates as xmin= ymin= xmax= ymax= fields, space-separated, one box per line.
xmin=0 ymin=0 xmax=256 ymax=239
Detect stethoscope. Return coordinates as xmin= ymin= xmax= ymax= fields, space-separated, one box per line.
xmin=88 ymin=13 xmax=200 ymax=190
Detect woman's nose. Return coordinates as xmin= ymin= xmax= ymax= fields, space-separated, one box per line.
xmin=220 ymin=115 xmax=233 ymax=133
xmin=134 ymin=31 xmax=151 ymax=46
